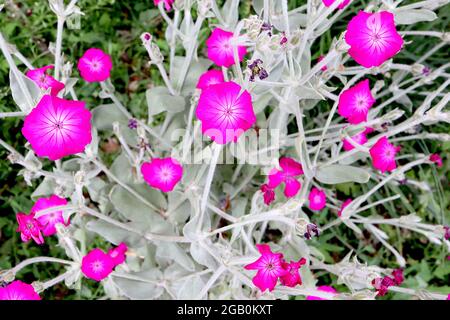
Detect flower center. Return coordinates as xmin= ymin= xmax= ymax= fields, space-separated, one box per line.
xmin=92 ymin=260 xmax=104 ymax=273
xmin=26 ymin=222 xmax=34 ymax=230
xmin=89 ymin=59 xmax=102 ymax=71
xmin=159 ymin=167 xmax=173 ymax=181
xmin=53 ymin=122 xmax=63 ymax=130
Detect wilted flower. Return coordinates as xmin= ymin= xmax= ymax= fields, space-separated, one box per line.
xmin=196 ymin=81 xmax=256 ymax=144
xmin=345 ymin=11 xmax=403 ymax=68
xmin=81 ymin=248 xmax=115 ymax=282
xmin=196 ymin=69 xmax=225 ymax=90
xmin=31 ymin=195 xmax=69 ymax=237
xmin=370 ymin=137 xmax=401 ymax=173
xmin=206 ymin=28 xmax=247 ymax=68
xmin=304 ymin=223 xmax=320 ymax=240
xmin=268 ymin=157 xmax=303 ymax=198
xmin=22 ymin=95 xmax=92 ymax=161
xmin=372 ymin=275 xmax=395 ymax=296
xmin=16 ymin=212 xmax=44 ymax=245
xmin=0 ymin=281 xmax=40 ymax=300
xmin=280 ymin=258 xmax=307 ymax=287
xmin=128 ymin=118 xmax=138 ymax=129
xmin=429 ymin=153 xmax=443 ymax=167
xmin=260 ymin=183 xmax=275 ymax=205
xmin=248 ymin=59 xmax=268 ymax=82
xmin=244 ymin=244 xmax=287 ymax=292
xmin=26 ymin=65 xmax=64 ymax=95
xmin=338 ymin=79 xmax=375 ymax=124
xmin=141 ymin=157 xmax=183 ymax=192
xmin=77 ymin=48 xmax=113 ymax=82
xmin=108 ymin=243 xmax=128 ymax=267
xmin=391 ymin=268 xmax=404 ymax=285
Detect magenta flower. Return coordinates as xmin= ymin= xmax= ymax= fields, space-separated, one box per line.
xmin=338 ymin=80 xmax=375 ymax=124
xmin=391 ymin=268 xmax=404 ymax=285
xmin=370 ymin=137 xmax=401 ymax=173
xmin=26 ymin=65 xmax=64 ymax=96
xmin=345 ymin=11 xmax=403 ymax=68
xmin=141 ymin=157 xmax=183 ymax=192
xmin=338 ymin=199 xmax=352 ymax=217
xmin=77 ymin=48 xmax=113 ymax=82
xmin=343 ymin=127 xmax=373 ymax=151
xmin=154 ymin=0 xmax=174 ymax=11
xmin=196 ymin=69 xmax=225 ymax=90
xmin=108 ymin=242 xmax=128 ymax=267
xmin=429 ymin=153 xmax=443 ymax=167
xmin=308 ymin=188 xmax=326 ymax=211
xmin=280 ymin=258 xmax=306 ymax=287
xmin=372 ymin=276 xmax=395 ymax=296
xmin=81 ymin=248 xmax=115 ymax=282
xmin=245 ymin=244 xmax=287 ymax=292
xmin=22 ymin=95 xmax=92 ymax=161
xmin=196 ymin=81 xmax=256 ymax=144
xmin=206 ymin=28 xmax=247 ymax=68
xmin=268 ymin=157 xmax=303 ymax=198
xmin=260 ymin=183 xmax=275 ymax=205
xmin=16 ymin=212 xmax=44 ymax=245
xmin=31 ymin=195 xmax=69 ymax=237
xmin=322 ymin=0 xmax=350 ymax=9
xmin=0 ymin=281 xmax=40 ymax=300
xmin=306 ymin=285 xmax=337 ymax=300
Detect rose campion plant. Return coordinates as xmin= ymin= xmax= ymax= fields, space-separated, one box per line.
xmin=0 ymin=0 xmax=448 ymax=301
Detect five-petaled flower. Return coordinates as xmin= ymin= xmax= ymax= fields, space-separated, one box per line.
xmin=196 ymin=81 xmax=256 ymax=144
xmin=26 ymin=65 xmax=64 ymax=95
xmin=206 ymin=28 xmax=247 ymax=68
xmin=345 ymin=11 xmax=403 ymax=68
xmin=16 ymin=212 xmax=44 ymax=245
xmin=141 ymin=157 xmax=183 ymax=192
xmin=370 ymin=136 xmax=401 ymax=173
xmin=81 ymin=248 xmax=115 ymax=282
xmin=338 ymin=80 xmax=375 ymax=124
xmin=31 ymin=195 xmax=69 ymax=237
xmin=0 ymin=281 xmax=41 ymax=300
xmin=308 ymin=187 xmax=327 ymax=211
xmin=245 ymin=244 xmax=288 ymax=292
xmin=268 ymin=157 xmax=303 ymax=198
xmin=77 ymin=48 xmax=113 ymax=82
xmin=22 ymin=95 xmax=92 ymax=161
